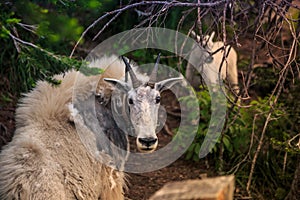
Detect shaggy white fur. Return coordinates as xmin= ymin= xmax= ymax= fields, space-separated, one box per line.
xmin=0 ymin=55 xmax=128 ymax=200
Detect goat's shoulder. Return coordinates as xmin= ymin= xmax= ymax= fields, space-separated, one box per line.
xmin=15 ymin=71 xmax=78 ymax=128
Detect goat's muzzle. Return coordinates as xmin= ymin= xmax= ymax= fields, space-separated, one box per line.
xmin=136 ymin=137 xmax=158 ymax=153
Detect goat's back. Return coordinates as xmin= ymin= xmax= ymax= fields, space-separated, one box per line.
xmin=0 ymin=55 xmax=127 ymax=200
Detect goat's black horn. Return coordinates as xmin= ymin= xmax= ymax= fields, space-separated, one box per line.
xmin=148 ymin=53 xmax=161 ymax=84
xmin=121 ymin=56 xmax=141 ymax=88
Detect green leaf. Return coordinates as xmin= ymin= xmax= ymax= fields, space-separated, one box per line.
xmin=187 ymin=143 xmax=195 ymax=152
xmin=40 ymin=9 xmax=48 ymax=14
xmin=6 ymin=18 xmax=21 ymax=24
xmin=223 ymin=135 xmax=233 ymax=153
xmin=194 ymin=143 xmax=201 ymax=154
xmin=193 ymin=154 xmax=200 ymax=162
xmin=0 ymin=27 xmax=10 ymax=38
xmin=88 ymin=0 xmax=102 ymax=9
xmin=185 ymin=148 xmax=193 ymax=160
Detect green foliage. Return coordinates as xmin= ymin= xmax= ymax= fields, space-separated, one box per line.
xmin=183 ymin=88 xmax=210 ymax=161
xmin=0 ymin=1 xmax=88 ymax=96
xmin=14 ymin=47 xmax=83 ymax=91
xmin=0 ymin=0 xmax=144 ymax=98
xmin=6 ymin=1 xmax=84 ymax=50
xmin=80 ymin=61 xmax=104 ymax=76
xmin=183 ymin=87 xmax=298 ymax=198
xmin=0 ymin=0 xmax=198 ymax=99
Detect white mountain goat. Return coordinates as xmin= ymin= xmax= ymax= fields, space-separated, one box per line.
xmin=187 ymin=31 xmax=239 ymax=94
xmin=0 ymin=55 xmax=181 ymax=199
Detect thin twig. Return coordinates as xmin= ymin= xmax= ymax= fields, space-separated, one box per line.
xmin=17 ymin=22 xmax=37 ymax=34
xmin=6 ymin=27 xmax=60 ymax=60
xmin=163 ymin=123 xmax=173 ymax=136
xmin=288 ymin=133 xmax=300 ymax=149
xmin=92 ymin=11 xmax=123 ymax=41
xmin=217 ymin=0 xmax=229 ymax=173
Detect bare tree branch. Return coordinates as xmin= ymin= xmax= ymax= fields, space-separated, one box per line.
xmin=69 ymin=0 xmax=227 ymax=57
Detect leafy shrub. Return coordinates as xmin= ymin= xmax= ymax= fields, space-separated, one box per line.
xmin=183 ymin=87 xmax=299 ymax=199
xmin=0 ymin=1 xmax=86 ymax=97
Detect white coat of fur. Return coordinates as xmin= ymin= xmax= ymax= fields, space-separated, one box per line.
xmin=203 ymin=32 xmax=239 ymax=94
xmin=0 ymin=55 xmax=128 ymax=200
xmin=188 ymin=31 xmax=239 ymax=94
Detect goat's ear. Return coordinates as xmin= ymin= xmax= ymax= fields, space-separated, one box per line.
xmin=104 ymin=78 xmax=131 ymax=92
xmin=209 ymin=31 xmax=215 ymax=42
xmin=206 ymin=31 xmax=215 ymax=49
xmin=155 ymin=77 xmax=183 ymax=92
xmin=191 ymin=30 xmax=201 ymax=42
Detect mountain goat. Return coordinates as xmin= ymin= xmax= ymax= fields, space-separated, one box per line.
xmin=187 ymin=31 xmax=239 ymax=94
xmin=0 ymin=55 xmax=181 ymax=199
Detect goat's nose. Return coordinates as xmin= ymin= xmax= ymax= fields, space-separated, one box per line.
xmin=138 ymin=137 xmax=158 ymax=147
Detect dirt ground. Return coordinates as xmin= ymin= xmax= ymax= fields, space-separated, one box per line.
xmin=125 ymin=156 xmax=212 ymax=200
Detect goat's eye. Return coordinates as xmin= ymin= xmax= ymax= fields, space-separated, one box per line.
xmin=128 ymin=98 xmax=134 ymax=104
xmin=155 ymin=96 xmax=161 ymax=104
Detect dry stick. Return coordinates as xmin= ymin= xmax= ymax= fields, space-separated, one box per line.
xmin=134 ymin=5 xmax=170 ymax=29
xmin=176 ymin=9 xmax=194 ymax=47
xmin=178 ymin=0 xmax=202 ymax=82
xmin=288 ymin=133 xmax=300 ymax=149
xmin=163 ymin=123 xmax=174 ymax=136
xmin=178 ymin=8 xmax=210 ymax=84
xmin=245 ymin=3 xmax=282 ymax=196
xmin=246 ymin=111 xmax=272 ymax=195
xmin=158 ymin=4 xmax=172 ymax=27
xmin=230 ymin=0 xmax=239 ymax=48
xmin=133 ymin=6 xmax=155 ymax=29
xmin=266 ymin=5 xmax=297 ymax=177
xmin=17 ymin=22 xmax=37 ymax=34
xmin=263 ymin=12 xmax=298 ymax=103
xmin=255 ymin=34 xmax=292 ymax=51
xmin=218 ymin=0 xmax=229 ymax=174
xmin=283 ymin=151 xmax=288 ymax=175
xmin=196 ymin=0 xmax=203 ymax=38
xmin=180 ymin=23 xmax=196 ymax=79
xmin=175 ymin=8 xmax=195 ymax=72
xmin=176 ymin=11 xmax=201 ymax=75
xmin=166 ymin=109 xmax=181 ymax=118
xmin=241 ymin=0 xmax=271 ymax=101
xmin=6 ymin=28 xmax=60 ymax=60
xmin=218 ymin=47 xmax=251 ymax=106
xmin=92 ymin=11 xmax=123 ymax=41
xmin=135 ymin=4 xmax=166 ymax=29
xmin=69 ymin=0 xmax=227 ymax=58
xmin=246 ymin=36 xmax=297 ymax=194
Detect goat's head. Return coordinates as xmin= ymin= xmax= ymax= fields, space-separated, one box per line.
xmin=190 ymin=31 xmax=215 ymax=50
xmin=104 ymin=55 xmax=181 ymax=153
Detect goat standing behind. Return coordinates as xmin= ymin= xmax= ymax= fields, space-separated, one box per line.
xmin=186 ymin=31 xmax=239 ymax=95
